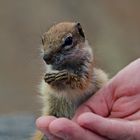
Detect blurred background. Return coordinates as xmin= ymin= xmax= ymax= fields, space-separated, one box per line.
xmin=0 ymin=0 xmax=140 ymax=138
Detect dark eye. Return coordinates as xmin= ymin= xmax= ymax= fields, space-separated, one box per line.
xmin=64 ymin=36 xmax=73 ymax=46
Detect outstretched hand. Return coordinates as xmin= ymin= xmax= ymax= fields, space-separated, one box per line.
xmin=36 ymin=59 xmax=140 ymax=140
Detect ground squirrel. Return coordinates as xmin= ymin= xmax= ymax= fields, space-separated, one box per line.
xmin=33 ymin=22 xmax=108 ymax=140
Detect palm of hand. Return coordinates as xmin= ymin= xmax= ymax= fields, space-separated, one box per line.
xmin=73 ymin=59 xmax=140 ymax=140
xmin=75 ymin=59 xmax=140 ymax=120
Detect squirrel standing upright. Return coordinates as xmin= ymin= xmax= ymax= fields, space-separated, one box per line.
xmin=32 ymin=22 xmax=108 ymax=140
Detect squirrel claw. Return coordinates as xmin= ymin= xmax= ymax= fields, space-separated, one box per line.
xmin=44 ymin=73 xmax=56 ymax=84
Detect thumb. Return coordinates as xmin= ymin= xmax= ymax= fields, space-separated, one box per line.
xmin=78 ymin=112 xmax=139 ymax=140
xmin=48 ymin=118 xmax=108 ymax=140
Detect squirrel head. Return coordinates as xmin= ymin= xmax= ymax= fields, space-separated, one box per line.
xmin=41 ymin=22 xmax=92 ymax=71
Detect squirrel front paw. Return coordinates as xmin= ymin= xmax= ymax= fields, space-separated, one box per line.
xmin=44 ymin=73 xmax=56 ymax=84
xmin=44 ymin=70 xmax=82 ymax=88
xmin=44 ymin=70 xmax=69 ymax=84
xmin=55 ymin=70 xmax=68 ymax=81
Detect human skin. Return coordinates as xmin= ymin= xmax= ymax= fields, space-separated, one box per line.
xmin=36 ymin=58 xmax=140 ymax=140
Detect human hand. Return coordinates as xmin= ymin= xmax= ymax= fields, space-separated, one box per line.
xmin=36 ymin=59 xmax=140 ymax=140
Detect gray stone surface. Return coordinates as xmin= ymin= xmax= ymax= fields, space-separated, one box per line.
xmin=0 ymin=115 xmax=35 ymax=140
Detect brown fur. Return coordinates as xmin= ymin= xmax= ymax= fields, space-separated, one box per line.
xmin=32 ymin=22 xmax=108 ymax=140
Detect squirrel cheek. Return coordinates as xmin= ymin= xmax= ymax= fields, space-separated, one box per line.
xmin=54 ymin=54 xmax=64 ymax=64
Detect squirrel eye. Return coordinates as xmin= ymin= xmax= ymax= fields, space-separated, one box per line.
xmin=64 ymin=36 xmax=73 ymax=46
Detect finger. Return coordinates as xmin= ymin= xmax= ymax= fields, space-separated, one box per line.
xmin=78 ymin=112 xmax=138 ymax=140
xmin=49 ymin=118 xmax=108 ymax=140
xmin=36 ymin=116 xmax=57 ymax=138
xmin=36 ymin=116 xmax=62 ymax=140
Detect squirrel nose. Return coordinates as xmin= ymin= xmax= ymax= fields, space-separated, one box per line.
xmin=43 ymin=54 xmax=52 ymax=64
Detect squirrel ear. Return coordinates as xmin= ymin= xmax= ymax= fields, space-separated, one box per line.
xmin=75 ymin=22 xmax=85 ymax=38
